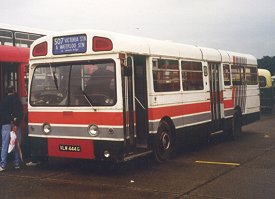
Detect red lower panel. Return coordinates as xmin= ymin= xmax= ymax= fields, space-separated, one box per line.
xmin=48 ymin=138 xmax=95 ymax=159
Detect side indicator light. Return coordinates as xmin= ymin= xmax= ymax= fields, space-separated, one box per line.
xmin=92 ymin=36 xmax=113 ymax=52
xmin=32 ymin=42 xmax=48 ymax=57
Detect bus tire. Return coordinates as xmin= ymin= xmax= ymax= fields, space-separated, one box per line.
xmin=153 ymin=120 xmax=174 ymax=162
xmin=230 ymin=110 xmax=242 ymax=140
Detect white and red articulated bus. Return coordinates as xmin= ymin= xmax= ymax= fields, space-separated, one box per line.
xmin=28 ymin=30 xmax=260 ymax=162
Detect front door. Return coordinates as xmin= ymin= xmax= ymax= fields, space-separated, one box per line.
xmin=122 ymin=55 xmax=149 ymax=153
xmin=208 ymin=62 xmax=222 ymax=131
xmin=0 ymin=63 xmax=19 ymax=100
xmin=122 ymin=57 xmax=135 ymax=153
xmin=133 ymin=55 xmax=148 ymax=148
xmin=0 ymin=63 xmax=19 ymax=147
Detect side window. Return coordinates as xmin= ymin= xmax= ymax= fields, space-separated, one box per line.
xmin=231 ymin=65 xmax=245 ymax=85
xmin=0 ymin=30 xmax=13 ymax=45
xmin=223 ymin=64 xmax=231 ymax=86
xmin=152 ymin=59 xmax=180 ymax=92
xmin=15 ymin=32 xmax=43 ymax=48
xmin=246 ymin=66 xmax=258 ymax=85
xmin=181 ymin=61 xmax=203 ymax=91
xmin=259 ymin=76 xmax=267 ymax=88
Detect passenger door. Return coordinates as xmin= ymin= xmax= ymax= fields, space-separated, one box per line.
xmin=133 ymin=55 xmax=148 ymax=148
xmin=122 ymin=57 xmax=135 ymax=153
xmin=122 ymin=55 xmax=149 ymax=154
xmin=0 ymin=63 xmax=19 ymax=100
xmin=208 ymin=62 xmax=222 ymax=131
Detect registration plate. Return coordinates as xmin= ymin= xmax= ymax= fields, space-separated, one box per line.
xmin=59 ymin=144 xmax=81 ymax=152
xmin=53 ymin=34 xmax=87 ymax=55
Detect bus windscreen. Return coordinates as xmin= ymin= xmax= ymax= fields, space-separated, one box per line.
xmin=30 ymin=59 xmax=116 ymax=106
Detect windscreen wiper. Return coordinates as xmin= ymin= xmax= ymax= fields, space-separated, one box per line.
xmin=49 ymin=63 xmax=59 ymax=90
xmin=80 ymin=87 xmax=96 ymax=111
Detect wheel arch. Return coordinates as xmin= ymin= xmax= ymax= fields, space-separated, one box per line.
xmin=151 ymin=115 xmax=178 ymax=162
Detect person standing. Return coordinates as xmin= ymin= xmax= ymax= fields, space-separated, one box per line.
xmin=0 ymin=86 xmax=23 ymax=171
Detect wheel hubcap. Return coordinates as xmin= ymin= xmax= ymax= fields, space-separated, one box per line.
xmin=161 ymin=132 xmax=171 ymax=150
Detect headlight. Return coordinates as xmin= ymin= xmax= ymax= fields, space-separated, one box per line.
xmin=42 ymin=123 xmax=51 ymax=135
xmin=88 ymin=124 xmax=99 ymax=137
xmin=104 ymin=150 xmax=110 ymax=158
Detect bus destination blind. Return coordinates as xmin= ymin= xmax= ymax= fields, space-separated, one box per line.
xmin=53 ymin=34 xmax=87 ymax=55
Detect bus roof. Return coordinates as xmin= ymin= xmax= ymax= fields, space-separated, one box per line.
xmin=30 ymin=29 xmax=257 ymax=65
xmin=258 ymin=68 xmax=271 ymax=77
xmin=0 ymin=45 xmax=29 ymax=63
xmin=0 ymin=23 xmax=53 ymax=35
xmin=258 ymin=68 xmax=272 ymax=88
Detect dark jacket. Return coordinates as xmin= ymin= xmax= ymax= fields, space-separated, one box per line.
xmin=86 ymin=68 xmax=114 ymax=96
xmin=0 ymin=94 xmax=23 ymax=126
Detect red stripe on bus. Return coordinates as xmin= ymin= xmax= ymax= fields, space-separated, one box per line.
xmin=148 ymin=102 xmax=211 ymax=120
xmin=224 ymin=99 xmax=234 ymax=109
xmin=48 ymin=138 xmax=95 ymax=159
xmin=28 ymin=111 xmax=124 ymax=125
xmin=224 ymin=87 xmax=236 ymax=109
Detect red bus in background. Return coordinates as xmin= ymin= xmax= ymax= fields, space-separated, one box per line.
xmin=0 ymin=23 xmax=46 ymax=154
xmin=0 ymin=45 xmax=29 ymax=142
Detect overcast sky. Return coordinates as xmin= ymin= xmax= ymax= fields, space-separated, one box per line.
xmin=1 ymin=0 xmax=275 ymax=58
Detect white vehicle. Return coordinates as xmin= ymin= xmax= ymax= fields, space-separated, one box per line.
xmin=28 ymin=30 xmax=260 ymax=162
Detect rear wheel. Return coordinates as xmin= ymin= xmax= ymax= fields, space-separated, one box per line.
xmin=153 ymin=121 xmax=174 ymax=162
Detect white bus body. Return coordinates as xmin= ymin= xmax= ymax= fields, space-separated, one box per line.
xmin=28 ymin=30 xmax=260 ymax=162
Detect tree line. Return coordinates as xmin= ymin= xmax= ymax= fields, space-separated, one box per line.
xmin=258 ymin=56 xmax=275 ymax=75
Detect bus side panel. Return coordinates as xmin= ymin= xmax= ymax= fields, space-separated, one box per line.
xmin=148 ymin=101 xmax=211 ymax=134
xmin=175 ymin=121 xmax=212 ymax=146
xmin=243 ymin=85 xmax=260 ymax=125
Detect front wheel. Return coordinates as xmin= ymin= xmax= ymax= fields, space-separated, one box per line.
xmin=153 ymin=121 xmax=174 ymax=162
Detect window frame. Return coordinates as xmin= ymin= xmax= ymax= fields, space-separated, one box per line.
xmin=259 ymin=75 xmax=267 ymax=88
xmin=245 ymin=66 xmax=258 ymax=85
xmin=231 ymin=64 xmax=245 ymax=85
xmin=181 ymin=60 xmax=204 ymax=91
xmin=152 ymin=58 xmax=180 ymax=93
xmin=222 ymin=64 xmax=232 ymax=87
xmin=30 ymin=59 xmax=117 ymax=107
